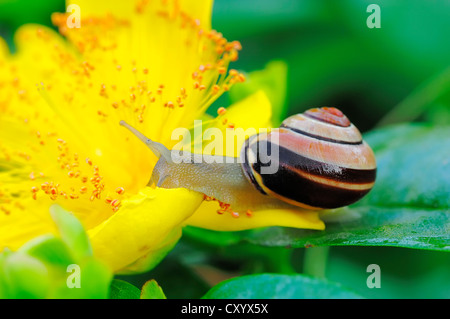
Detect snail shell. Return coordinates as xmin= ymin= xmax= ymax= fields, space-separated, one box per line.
xmin=120 ymin=107 xmax=376 ymax=213
xmin=240 ymin=107 xmax=376 ymax=209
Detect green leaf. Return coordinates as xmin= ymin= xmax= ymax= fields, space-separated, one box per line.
xmin=229 ymin=61 xmax=288 ymax=126
xmin=0 ymin=252 xmax=50 ymax=298
xmin=246 ymin=207 xmax=449 ymax=251
xmin=327 ymin=246 xmax=450 ymax=299
xmin=362 ymin=124 xmax=450 ymax=209
xmin=202 ymin=273 xmax=363 ymax=299
xmin=109 ymin=279 xmax=141 ymax=299
xmin=183 ymin=226 xmax=249 ymax=247
xmin=19 ymin=234 xmax=75 ymax=268
xmin=244 ymin=124 xmax=450 ymax=251
xmin=0 ymin=229 xmax=112 ymax=298
xmin=50 ymin=258 xmax=112 ymax=299
xmin=140 ymin=279 xmax=166 ymax=299
xmin=50 ymin=205 xmax=93 ymax=261
xmin=117 ymin=257 xmax=210 ymax=299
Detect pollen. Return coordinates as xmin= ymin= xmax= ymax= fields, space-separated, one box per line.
xmin=211 ymin=85 xmax=220 ymax=95
xmin=229 ymin=69 xmax=239 ymax=77
xmin=110 ymin=199 xmax=121 ymax=212
xmin=165 ymin=101 xmax=174 ymax=109
xmin=6 ymin=0 xmax=247 ymax=227
xmin=217 ymin=107 xmax=226 ymax=116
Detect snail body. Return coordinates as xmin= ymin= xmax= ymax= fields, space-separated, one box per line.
xmin=120 ymin=107 xmax=376 ymax=213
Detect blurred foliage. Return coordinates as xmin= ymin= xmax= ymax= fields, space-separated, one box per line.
xmin=0 ymin=0 xmax=449 ymax=299
xmin=0 ymin=206 xmax=112 ymax=298
xmin=213 ymin=0 xmax=450 ymax=131
xmin=203 ymin=273 xmax=364 ymax=299
xmin=0 ymin=0 xmax=64 ymax=51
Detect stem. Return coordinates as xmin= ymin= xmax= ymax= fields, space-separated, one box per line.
xmin=376 ymin=66 xmax=450 ymax=127
xmin=303 ymin=246 xmax=330 ymax=278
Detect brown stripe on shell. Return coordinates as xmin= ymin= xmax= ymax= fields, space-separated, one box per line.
xmin=253 ymin=161 xmax=373 ymax=209
xmin=281 ymin=113 xmax=362 ymax=144
xmin=273 ymin=128 xmax=376 ymax=170
xmin=240 ymin=107 xmax=377 ymax=209
xmin=303 ymin=107 xmax=351 ymax=127
xmin=240 ymin=136 xmax=268 ymax=195
xmin=292 ymin=167 xmax=376 ymax=191
xmin=249 ymin=141 xmax=377 ymax=184
xmin=241 ymin=136 xmax=376 ymax=208
xmin=280 ymin=124 xmax=362 ymax=145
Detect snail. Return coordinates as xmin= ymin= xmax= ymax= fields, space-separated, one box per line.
xmin=120 ymin=107 xmax=376 ymax=214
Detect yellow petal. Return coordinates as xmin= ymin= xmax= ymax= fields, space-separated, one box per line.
xmin=116 ymin=228 xmax=180 ymax=275
xmin=181 ymin=0 xmax=213 ymax=30
xmin=66 ymin=0 xmax=213 ymax=30
xmin=203 ymin=90 xmax=273 ymax=157
xmin=185 ymin=200 xmax=325 ymax=231
xmin=88 ymin=187 xmax=203 ymax=272
xmin=225 ymin=90 xmax=273 ymax=131
xmin=66 ymin=0 xmax=133 ymax=18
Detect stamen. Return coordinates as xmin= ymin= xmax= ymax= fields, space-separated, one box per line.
xmin=217 ymin=107 xmax=226 ymax=116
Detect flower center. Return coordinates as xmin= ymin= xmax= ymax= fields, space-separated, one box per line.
xmin=0 ymin=0 xmax=245 ymax=221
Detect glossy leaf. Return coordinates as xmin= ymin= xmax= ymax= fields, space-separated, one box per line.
xmin=203 ymin=273 xmax=363 ymax=299
xmin=243 ymin=124 xmax=450 ymax=251
xmin=109 ymin=279 xmax=141 ymax=299
xmin=140 ymin=279 xmax=166 ymax=299
xmin=245 ymin=207 xmax=450 ymax=251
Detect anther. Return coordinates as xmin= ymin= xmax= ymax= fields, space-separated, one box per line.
xmin=218 ymin=67 xmax=226 ymax=74
xmin=217 ymin=107 xmax=226 ymax=116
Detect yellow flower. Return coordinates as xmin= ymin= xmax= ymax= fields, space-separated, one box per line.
xmin=0 ymin=0 xmax=324 ymax=273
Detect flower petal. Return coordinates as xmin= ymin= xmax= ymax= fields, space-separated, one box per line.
xmin=225 ymin=90 xmax=273 ymax=131
xmin=88 ymin=187 xmax=203 ymax=272
xmin=185 ymin=200 xmax=325 ymax=231
xmin=66 ymin=0 xmax=213 ymax=30
xmin=206 ymin=90 xmax=273 ymax=157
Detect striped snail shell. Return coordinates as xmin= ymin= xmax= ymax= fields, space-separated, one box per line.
xmin=241 ymin=107 xmax=377 ymax=209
